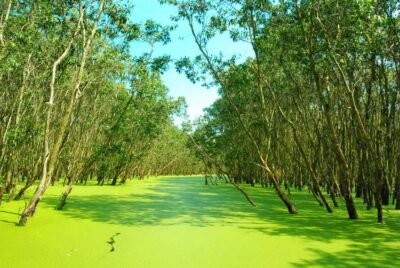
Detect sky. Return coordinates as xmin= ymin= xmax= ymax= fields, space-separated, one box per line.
xmin=130 ymin=0 xmax=254 ymax=124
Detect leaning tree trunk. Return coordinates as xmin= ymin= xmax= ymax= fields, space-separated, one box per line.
xmin=315 ymin=93 xmax=357 ymax=218
xmin=57 ymin=182 xmax=73 ymax=210
xmin=321 ymin=96 xmax=357 ymax=218
xmin=110 ymin=175 xmax=118 ymax=186
xmin=110 ymin=168 xmax=123 ymax=186
xmin=14 ymin=179 xmax=34 ymax=200
xmin=19 ymin=1 xmax=105 ymax=226
xmin=270 ymin=87 xmax=333 ymax=213
xmin=263 ymin=163 xmax=297 ymax=214
xmin=328 ymin=183 xmax=339 ymax=208
xmin=341 ymin=180 xmax=358 ymax=219
xmin=7 ymin=179 xmax=16 ymax=202
xmin=308 ymin=47 xmax=358 ymax=219
xmin=316 ymin=14 xmax=384 ymax=222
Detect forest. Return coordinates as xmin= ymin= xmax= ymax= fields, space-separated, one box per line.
xmin=1 ymin=1 xmax=399 ymax=267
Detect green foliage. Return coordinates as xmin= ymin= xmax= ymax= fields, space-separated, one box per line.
xmin=0 ymin=0 xmax=198 ymax=192
xmin=166 ymin=0 xmax=400 ymax=219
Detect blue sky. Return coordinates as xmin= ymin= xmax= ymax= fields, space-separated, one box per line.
xmin=130 ymin=0 xmax=254 ymax=123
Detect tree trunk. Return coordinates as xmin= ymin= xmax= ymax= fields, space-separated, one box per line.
xmin=382 ymin=181 xmax=390 ymax=206
xmin=355 ymin=169 xmax=363 ymax=198
xmin=57 ymin=183 xmax=73 ymax=210
xmin=367 ymin=187 xmax=374 ymax=210
xmin=0 ymin=168 xmax=12 ymax=206
xmin=7 ymin=182 xmax=16 ymax=202
xmin=309 ymin=185 xmax=323 ymax=206
xmin=308 ymin=53 xmax=356 ymax=217
xmin=18 ymin=179 xmax=47 ymax=225
xmin=329 ymin=184 xmax=339 ymax=208
xmin=0 ymin=0 xmax=12 ymax=46
xmin=110 ymin=175 xmax=118 ymax=186
xmin=14 ymin=180 xmax=34 ymax=200
xmin=267 ymin=169 xmax=297 ymax=214
xmin=18 ymin=1 xmax=105 ymax=226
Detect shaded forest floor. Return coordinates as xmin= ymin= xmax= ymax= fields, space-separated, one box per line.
xmin=0 ymin=176 xmax=399 ymax=267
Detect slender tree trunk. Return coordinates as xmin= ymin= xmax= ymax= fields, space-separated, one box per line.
xmin=316 ymin=11 xmax=383 ymax=222
xmin=309 ymin=52 xmax=358 ymax=219
xmin=57 ymin=182 xmax=73 ymax=210
xmin=189 ymin=135 xmax=257 ymax=207
xmin=7 ymin=179 xmax=16 ymax=202
xmin=14 ymin=179 xmax=34 ymax=200
xmin=0 ymin=0 xmax=12 ymax=46
xmin=309 ymin=185 xmax=323 ymax=206
xmin=19 ymin=2 xmax=105 ymax=226
xmin=270 ymin=88 xmax=332 ymax=213
xmin=329 ymin=184 xmax=339 ymax=208
xmin=0 ymin=168 xmax=12 ymax=206
xmin=110 ymin=175 xmax=118 ymax=186
xmin=263 ymin=163 xmax=297 ymax=214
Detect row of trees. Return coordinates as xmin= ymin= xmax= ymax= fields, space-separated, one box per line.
xmin=139 ymin=124 xmax=205 ymax=176
xmin=166 ymin=0 xmax=400 ymax=222
xmin=0 ymin=0 xmax=203 ymax=226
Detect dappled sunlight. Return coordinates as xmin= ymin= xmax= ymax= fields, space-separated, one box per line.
xmin=0 ymin=176 xmax=399 ymax=267
xmin=45 ymin=177 xmax=400 ymax=267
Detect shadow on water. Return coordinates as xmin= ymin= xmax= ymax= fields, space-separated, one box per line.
xmin=39 ymin=176 xmax=399 ymax=267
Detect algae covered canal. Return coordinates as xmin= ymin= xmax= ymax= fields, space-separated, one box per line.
xmin=1 ymin=176 xmax=399 ymax=268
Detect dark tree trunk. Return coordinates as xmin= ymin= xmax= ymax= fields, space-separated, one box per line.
xmin=375 ymin=168 xmax=384 ymax=223
xmin=120 ymin=174 xmax=128 ymax=184
xmin=110 ymin=175 xmax=118 ymax=186
xmin=57 ymin=184 xmax=73 ymax=210
xmin=312 ymin=190 xmax=323 ymax=206
xmin=7 ymin=182 xmax=17 ymax=202
xmin=14 ymin=181 xmax=33 ymax=200
xmin=340 ymin=178 xmax=358 ymax=219
xmin=344 ymin=195 xmax=358 ymax=219
xmin=0 ymin=187 xmax=5 ymax=206
xmin=355 ymin=172 xmax=363 ymax=198
xmin=396 ymin=190 xmax=400 ymax=210
xmin=0 ymin=169 xmax=13 ymax=206
xmin=97 ymin=174 xmax=104 ymax=185
xmin=367 ymin=188 xmax=374 ymax=210
xmin=19 ymin=195 xmax=41 ymax=226
xmin=329 ymin=184 xmax=339 ymax=208
xmin=271 ymin=176 xmax=297 ymax=214
xmin=395 ymin=176 xmax=400 ymax=209
xmin=285 ymin=180 xmax=291 ymax=196
xmin=52 ymin=167 xmax=61 ymax=186
xmin=381 ymin=181 xmax=390 ymax=206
